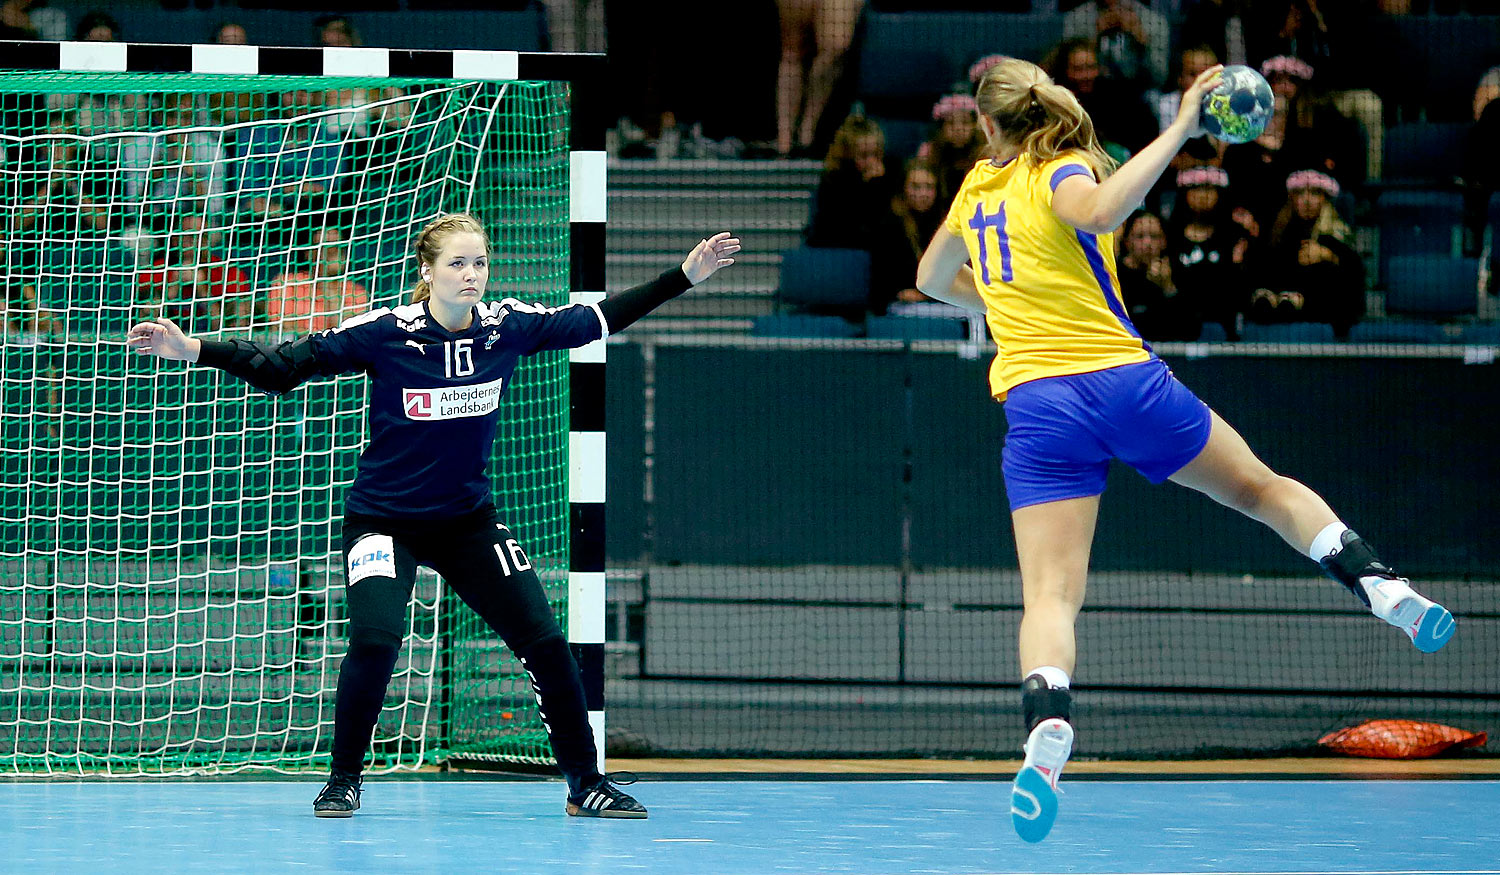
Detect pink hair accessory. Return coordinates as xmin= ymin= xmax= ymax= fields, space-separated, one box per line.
xmin=1176 ymin=166 xmax=1229 ymax=188
xmin=968 ymin=54 xmax=1009 ymax=83
xmin=1286 ymin=169 xmax=1340 ymax=198
xmin=1261 ymin=55 xmax=1314 ymax=81
xmin=932 ymin=94 xmax=978 ymax=121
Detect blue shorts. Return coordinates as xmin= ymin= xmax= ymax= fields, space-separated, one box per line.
xmin=1001 ymin=359 xmax=1213 ymax=511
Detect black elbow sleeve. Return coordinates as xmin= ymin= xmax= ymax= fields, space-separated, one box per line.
xmin=199 ymin=336 xmax=322 ymax=396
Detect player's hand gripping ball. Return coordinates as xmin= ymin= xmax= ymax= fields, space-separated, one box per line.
xmin=1199 ymin=65 xmax=1274 ymax=144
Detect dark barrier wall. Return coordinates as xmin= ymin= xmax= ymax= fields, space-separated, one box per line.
xmin=607 ymin=343 xmax=1500 ymax=577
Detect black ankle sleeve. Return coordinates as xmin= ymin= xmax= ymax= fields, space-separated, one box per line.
xmin=1317 ymin=530 xmax=1394 ymax=607
xmin=1022 ymin=675 xmax=1073 ymax=732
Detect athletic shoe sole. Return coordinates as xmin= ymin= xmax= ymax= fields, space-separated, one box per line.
xmin=314 ymin=805 xmax=357 ymax=818
xmin=1407 ymin=601 xmax=1456 ymax=653
xmin=565 ymin=802 xmax=648 ymax=819
xmin=1010 ymin=765 xmax=1059 ymax=843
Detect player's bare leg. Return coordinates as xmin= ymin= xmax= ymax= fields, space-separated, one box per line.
xmin=1171 ymin=411 xmax=1454 ymax=651
xmin=1009 ymin=495 xmax=1097 ymax=842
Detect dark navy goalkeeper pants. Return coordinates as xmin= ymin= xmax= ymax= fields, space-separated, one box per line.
xmin=330 ymin=504 xmax=599 ymax=790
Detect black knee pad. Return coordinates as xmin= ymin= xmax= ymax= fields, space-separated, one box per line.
xmin=348 ymin=623 xmax=402 ymax=653
xmin=1022 ymin=675 xmax=1072 ymax=732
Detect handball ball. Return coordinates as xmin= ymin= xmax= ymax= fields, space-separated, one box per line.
xmin=1200 ymin=65 xmax=1274 ymax=144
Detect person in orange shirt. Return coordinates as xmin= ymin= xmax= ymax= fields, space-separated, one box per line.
xmin=267 ymin=228 xmax=370 ymax=335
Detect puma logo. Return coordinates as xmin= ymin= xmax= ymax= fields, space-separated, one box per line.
xmin=404 ymin=340 xmax=427 ymax=354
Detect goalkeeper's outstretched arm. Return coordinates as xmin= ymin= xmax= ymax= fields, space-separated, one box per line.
xmin=125 ymin=317 xmax=333 ymax=396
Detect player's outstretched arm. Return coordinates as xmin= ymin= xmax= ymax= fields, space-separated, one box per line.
xmin=1051 ymin=65 xmax=1223 ymax=235
xmin=126 ymin=316 xmax=336 ymax=396
xmin=597 ymin=232 xmax=741 ymax=333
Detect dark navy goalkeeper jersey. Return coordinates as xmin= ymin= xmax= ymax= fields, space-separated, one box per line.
xmin=309 ymin=297 xmax=607 ymax=518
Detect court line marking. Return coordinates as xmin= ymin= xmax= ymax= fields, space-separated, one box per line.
xmin=966 ymin=871 xmax=1500 ymax=875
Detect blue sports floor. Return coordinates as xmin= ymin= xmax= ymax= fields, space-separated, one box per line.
xmin=3 ymin=778 xmax=1498 ymax=874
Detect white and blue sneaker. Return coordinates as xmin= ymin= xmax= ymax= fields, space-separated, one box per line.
xmin=1363 ymin=577 xmax=1456 ymax=654
xmin=1010 ymin=718 xmax=1073 ymax=843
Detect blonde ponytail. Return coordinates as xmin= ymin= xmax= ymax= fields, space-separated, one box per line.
xmin=974 ymin=57 xmax=1117 ymax=181
xmin=409 ymin=213 xmax=489 ymax=304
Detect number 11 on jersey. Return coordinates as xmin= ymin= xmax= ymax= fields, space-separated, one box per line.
xmin=969 ymin=201 xmax=1013 ymax=285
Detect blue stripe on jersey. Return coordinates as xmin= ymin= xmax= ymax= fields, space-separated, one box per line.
xmin=1075 ymin=230 xmax=1150 ymax=349
xmin=1049 ymin=163 xmax=1092 ymax=191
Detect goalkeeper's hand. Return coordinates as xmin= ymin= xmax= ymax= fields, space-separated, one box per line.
xmin=126 ymin=317 xmax=201 ymax=362
xmin=681 ymin=231 xmax=742 ymax=286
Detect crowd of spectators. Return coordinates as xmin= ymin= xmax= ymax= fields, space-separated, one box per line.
xmin=0 ymin=10 xmax=414 ymax=339
xmin=783 ymin=1 xmax=1499 ymax=340
xmin=0 ymin=1 xmax=1496 ymax=343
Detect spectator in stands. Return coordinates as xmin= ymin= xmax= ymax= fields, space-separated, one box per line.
xmin=0 ymin=0 xmax=39 ymax=40
xmin=1474 ymin=66 xmax=1500 ymax=123
xmin=1267 ymin=57 xmax=1364 ymax=195
xmin=869 ymin=159 xmax=942 ymax=315
xmin=1062 ymin=0 xmax=1170 ymax=89
xmin=316 ymin=15 xmax=359 ymax=48
xmin=776 ymin=0 xmax=864 ymax=158
xmin=1152 ymin=45 xmax=1220 ymax=136
xmin=920 ymin=95 xmax=985 ymax=207
xmin=138 ymin=216 xmax=252 ymax=333
xmin=1251 ymin=170 xmax=1363 ymax=337
xmin=1045 ymin=38 xmax=1157 ymax=160
xmin=0 ymin=1 xmax=41 ymax=146
xmin=968 ymin=54 xmax=1009 ymax=88
xmin=266 ymin=228 xmax=371 ymax=336
xmin=73 ymin=9 xmax=118 ymax=41
xmin=1117 ymin=211 xmax=1202 ymax=341
xmin=1462 ymin=68 xmax=1500 ymax=273
xmin=207 ymin=23 xmax=267 ymax=127
xmin=213 ymin=21 xmax=248 ymax=45
xmin=1179 ymin=0 xmax=1248 ymax=67
xmin=804 ymin=114 xmax=894 ymax=249
xmin=1245 ymin=0 xmax=1334 ymax=74
xmin=1221 ymin=57 xmax=1361 ymax=235
xmin=1167 ymin=166 xmax=1251 ymax=339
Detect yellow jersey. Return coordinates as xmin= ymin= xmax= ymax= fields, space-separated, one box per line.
xmin=944 ymin=151 xmax=1151 ymax=400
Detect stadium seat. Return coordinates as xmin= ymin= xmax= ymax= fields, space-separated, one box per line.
xmin=1383 ymin=255 xmax=1479 ymax=317
xmin=1377 ymin=190 xmax=1462 ymax=275
xmin=1458 ymin=322 xmax=1500 ymax=345
xmin=1238 ymin=322 xmax=1338 ymax=343
xmin=1381 ymin=125 xmax=1467 ymax=187
xmin=777 ymin=247 xmax=872 ymax=311
xmin=1346 ymin=320 xmax=1450 ymax=344
xmin=1196 ymin=322 xmax=1229 ymax=342
xmin=864 ymin=315 xmax=968 ymax=341
xmin=750 ymin=314 xmax=861 ymax=339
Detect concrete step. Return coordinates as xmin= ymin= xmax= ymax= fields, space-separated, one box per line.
xmin=608 ymin=228 xmax=804 ymax=255
xmin=607 ymin=252 xmax=780 ymax=296
xmin=610 ymin=189 xmax=811 ymax=228
xmin=608 ymin=158 xmax=822 ymax=190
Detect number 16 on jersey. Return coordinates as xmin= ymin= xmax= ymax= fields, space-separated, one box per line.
xmin=969 ymin=201 xmax=1013 ymax=285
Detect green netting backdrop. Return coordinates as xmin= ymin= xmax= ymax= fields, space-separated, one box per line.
xmin=0 ymin=71 xmax=572 ymax=774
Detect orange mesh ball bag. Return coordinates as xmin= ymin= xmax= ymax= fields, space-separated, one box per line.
xmin=1319 ymin=719 xmax=1488 ymax=759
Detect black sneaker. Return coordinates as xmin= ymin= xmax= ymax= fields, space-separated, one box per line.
xmin=566 ymin=772 xmax=647 ymax=819
xmin=313 ymin=768 xmax=362 ymax=818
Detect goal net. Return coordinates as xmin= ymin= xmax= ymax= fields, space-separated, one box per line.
xmin=0 ymin=67 xmax=573 ymax=775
